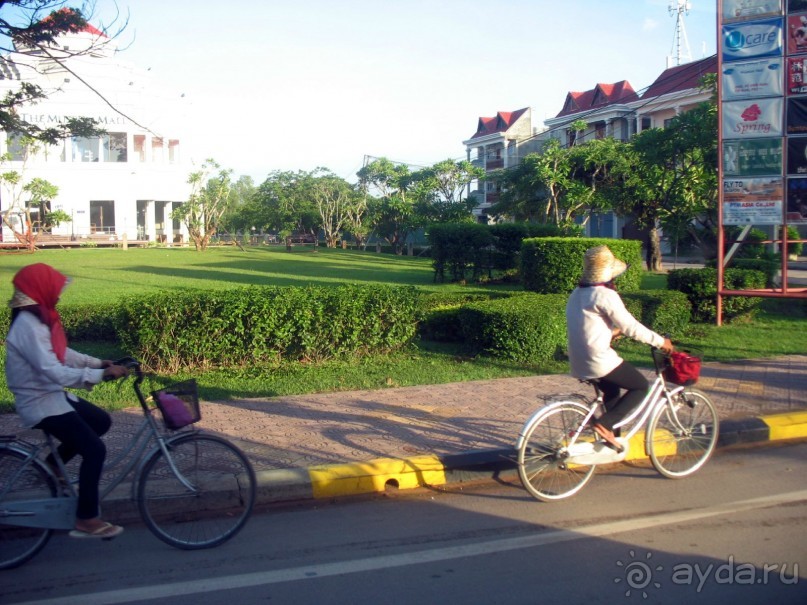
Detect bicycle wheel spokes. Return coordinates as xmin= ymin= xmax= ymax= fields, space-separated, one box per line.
xmin=0 ymin=450 xmax=56 ymax=570
xmin=138 ymin=434 xmax=256 ymax=550
xmin=518 ymin=403 xmax=595 ymax=501
xmin=647 ymin=388 xmax=719 ymax=479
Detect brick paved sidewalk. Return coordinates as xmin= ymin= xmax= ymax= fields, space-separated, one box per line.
xmin=2 ymin=356 xmax=806 ymax=476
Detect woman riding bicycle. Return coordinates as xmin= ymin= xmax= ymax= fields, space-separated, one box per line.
xmin=566 ymin=246 xmax=673 ymax=450
xmin=5 ymin=263 xmax=127 ymax=539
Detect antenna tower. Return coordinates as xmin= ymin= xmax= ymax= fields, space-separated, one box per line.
xmin=669 ymin=0 xmax=693 ymax=66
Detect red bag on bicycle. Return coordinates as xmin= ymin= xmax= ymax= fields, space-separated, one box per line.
xmin=664 ymin=351 xmax=701 ymax=386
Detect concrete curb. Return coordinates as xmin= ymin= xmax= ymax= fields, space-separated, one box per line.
xmin=260 ymin=411 xmax=807 ymax=503
xmin=101 ymin=410 xmax=807 ymax=519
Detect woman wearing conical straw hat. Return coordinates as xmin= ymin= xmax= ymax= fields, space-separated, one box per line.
xmin=566 ymin=246 xmax=673 ymax=451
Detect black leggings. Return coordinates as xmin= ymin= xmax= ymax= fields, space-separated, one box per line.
xmin=596 ymin=361 xmax=649 ymax=432
xmin=35 ymin=396 xmax=111 ymax=520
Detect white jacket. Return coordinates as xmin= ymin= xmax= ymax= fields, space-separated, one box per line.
xmin=5 ymin=311 xmax=105 ymax=428
xmin=566 ymin=285 xmax=664 ymax=380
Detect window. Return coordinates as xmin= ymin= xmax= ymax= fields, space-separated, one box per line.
xmin=152 ymin=137 xmax=164 ymax=162
xmin=168 ymin=139 xmax=180 ymax=163
xmin=133 ymin=135 xmax=145 ymax=162
xmin=595 ymin=122 xmax=606 ymax=139
xmin=72 ymin=137 xmax=98 ymax=162
xmin=101 ymin=132 xmax=127 ymax=162
xmin=6 ymin=132 xmax=26 ymax=161
xmin=641 ymin=116 xmax=651 ymax=131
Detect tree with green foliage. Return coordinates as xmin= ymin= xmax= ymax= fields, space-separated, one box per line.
xmin=172 ymin=159 xmax=233 ymax=252
xmin=358 ymin=158 xmax=417 ymax=254
xmin=310 ymin=172 xmax=362 ymax=248
xmin=414 ymin=159 xmax=482 ymax=223
xmin=607 ymin=99 xmax=717 ymax=270
xmin=242 ymin=169 xmax=321 ymax=250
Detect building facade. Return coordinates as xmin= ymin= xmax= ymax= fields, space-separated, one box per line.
xmin=0 ymin=22 xmax=192 ymax=244
xmin=465 ymin=55 xmax=717 ymax=235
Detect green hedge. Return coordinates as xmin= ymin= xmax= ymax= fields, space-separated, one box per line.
xmin=0 ymin=302 xmax=119 ymax=343
xmin=116 ymin=284 xmax=419 ymax=372
xmin=427 ymin=223 xmax=494 ymax=283
xmin=457 ymin=294 xmax=568 ymax=362
xmin=521 ymin=237 xmax=643 ymax=294
xmin=622 ymin=289 xmax=691 ymax=337
xmin=667 ymin=268 xmax=766 ymax=323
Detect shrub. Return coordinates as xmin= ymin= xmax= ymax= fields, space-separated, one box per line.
xmin=116 ymin=284 xmax=419 ymax=372
xmin=0 ymin=302 xmax=119 ymax=343
xmin=705 ymin=257 xmax=779 ymax=287
xmin=457 ymin=294 xmax=568 ymax=362
xmin=667 ymin=268 xmax=766 ymax=323
xmin=521 ymin=237 xmax=643 ymax=294
xmin=622 ymin=290 xmax=691 ymax=337
xmin=787 ymin=226 xmax=803 ymax=257
xmin=427 ymin=223 xmax=494 ymax=283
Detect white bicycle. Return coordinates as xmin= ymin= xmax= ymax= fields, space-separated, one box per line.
xmin=516 ymin=347 xmax=719 ymax=502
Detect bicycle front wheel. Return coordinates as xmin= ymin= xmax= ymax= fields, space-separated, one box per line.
xmin=137 ymin=434 xmax=256 ymax=550
xmin=517 ymin=402 xmax=596 ymax=501
xmin=0 ymin=449 xmax=56 ymax=570
xmin=647 ymin=387 xmax=719 ymax=479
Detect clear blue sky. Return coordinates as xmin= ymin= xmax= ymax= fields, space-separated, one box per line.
xmin=95 ymin=0 xmax=717 ymax=183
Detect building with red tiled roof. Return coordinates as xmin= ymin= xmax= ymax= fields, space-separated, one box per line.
xmin=463 ymin=107 xmax=536 ymax=221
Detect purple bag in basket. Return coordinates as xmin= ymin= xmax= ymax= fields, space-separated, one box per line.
xmin=159 ymin=393 xmax=193 ymax=429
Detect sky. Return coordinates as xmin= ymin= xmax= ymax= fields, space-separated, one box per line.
xmin=89 ymin=0 xmax=718 ymax=184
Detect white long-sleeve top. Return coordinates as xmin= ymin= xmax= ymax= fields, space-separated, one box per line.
xmin=566 ymin=285 xmax=665 ymax=380
xmin=5 ymin=311 xmax=105 ymax=428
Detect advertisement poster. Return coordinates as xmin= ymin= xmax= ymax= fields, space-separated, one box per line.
xmin=724 ymin=0 xmax=782 ymax=22
xmin=787 ymin=177 xmax=807 ymax=222
xmin=724 ymin=57 xmax=783 ymax=98
xmin=724 ymin=138 xmax=783 ymax=176
xmin=787 ymin=95 xmax=807 ymax=132
xmin=723 ymin=178 xmax=783 ymax=225
xmin=787 ymin=56 xmax=807 ymax=93
xmin=723 ymin=97 xmax=784 ymax=138
xmin=723 ymin=18 xmax=784 ymax=61
xmin=787 ymin=13 xmax=807 ymax=53
xmin=787 ymin=136 xmax=807 ymax=173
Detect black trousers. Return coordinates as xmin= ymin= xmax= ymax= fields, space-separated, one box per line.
xmin=35 ymin=395 xmax=112 ymax=520
xmin=596 ymin=361 xmax=649 ymax=432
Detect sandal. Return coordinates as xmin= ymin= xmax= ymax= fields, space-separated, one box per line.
xmin=592 ymin=423 xmax=624 ymax=453
xmin=69 ymin=521 xmax=124 ymax=540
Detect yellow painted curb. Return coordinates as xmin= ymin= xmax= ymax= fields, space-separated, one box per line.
xmin=761 ymin=411 xmax=807 ymax=441
xmin=309 ymin=455 xmax=447 ymax=499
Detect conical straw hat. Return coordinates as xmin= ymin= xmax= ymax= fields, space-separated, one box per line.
xmin=580 ymin=245 xmax=627 ymax=285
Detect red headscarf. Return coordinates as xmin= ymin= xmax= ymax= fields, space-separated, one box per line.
xmin=12 ymin=263 xmax=69 ymax=362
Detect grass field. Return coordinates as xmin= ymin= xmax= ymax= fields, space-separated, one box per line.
xmin=1 ymin=246 xmax=805 ymax=411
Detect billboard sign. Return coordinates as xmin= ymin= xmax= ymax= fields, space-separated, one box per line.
xmin=724 ymin=138 xmax=783 ymax=176
xmin=723 ymin=18 xmax=784 ymax=61
xmin=723 ymin=57 xmax=783 ymax=98
xmin=723 ymin=97 xmax=784 ymax=138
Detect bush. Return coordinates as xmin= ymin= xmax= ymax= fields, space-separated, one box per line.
xmin=0 ymin=302 xmax=119 ymax=343
xmin=622 ymin=290 xmax=691 ymax=337
xmin=705 ymin=257 xmax=780 ymax=287
xmin=667 ymin=268 xmax=766 ymax=323
xmin=457 ymin=294 xmax=568 ymax=362
xmin=427 ymin=223 xmax=494 ymax=283
xmin=787 ymin=226 xmax=803 ymax=258
xmin=116 ymin=284 xmax=419 ymax=372
xmin=521 ymin=237 xmax=643 ymax=294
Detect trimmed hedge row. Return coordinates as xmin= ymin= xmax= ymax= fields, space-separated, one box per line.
xmin=116 ymin=284 xmax=419 ymax=372
xmin=0 ymin=302 xmax=119 ymax=343
xmin=521 ymin=237 xmax=643 ymax=294
xmin=667 ymin=267 xmax=766 ymax=323
xmin=422 ymin=288 xmax=691 ymax=363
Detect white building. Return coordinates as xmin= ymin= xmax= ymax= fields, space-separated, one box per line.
xmin=0 ymin=21 xmax=192 ymax=244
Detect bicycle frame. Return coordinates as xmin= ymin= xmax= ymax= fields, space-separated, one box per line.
xmin=0 ymin=360 xmax=199 ymax=531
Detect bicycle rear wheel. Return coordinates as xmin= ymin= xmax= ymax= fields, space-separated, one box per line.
xmin=647 ymin=387 xmax=719 ymax=479
xmin=517 ymin=402 xmax=596 ymax=501
xmin=137 ymin=434 xmax=256 ymax=550
xmin=0 ymin=449 xmax=56 ymax=570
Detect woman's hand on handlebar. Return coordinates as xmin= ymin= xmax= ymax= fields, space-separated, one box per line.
xmin=660 ymin=338 xmax=675 ymax=354
xmin=102 ymin=362 xmax=129 ymax=381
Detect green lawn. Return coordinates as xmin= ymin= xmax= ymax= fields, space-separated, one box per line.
xmin=1 ymin=247 xmax=805 ymax=412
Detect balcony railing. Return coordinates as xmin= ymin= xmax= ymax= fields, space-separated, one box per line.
xmin=486 ymin=158 xmax=504 ymax=170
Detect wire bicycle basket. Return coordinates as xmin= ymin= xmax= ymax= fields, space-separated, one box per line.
xmin=152 ymin=379 xmax=201 ymax=430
